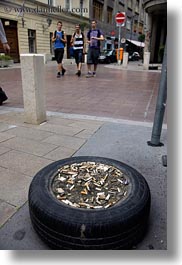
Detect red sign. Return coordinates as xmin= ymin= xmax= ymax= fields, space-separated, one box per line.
xmin=115 ymin=12 xmax=126 ymax=24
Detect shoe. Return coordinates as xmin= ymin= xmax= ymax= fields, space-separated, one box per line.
xmin=93 ymin=72 xmax=96 ymax=77
xmin=86 ymin=72 xmax=93 ymax=78
xmin=77 ymin=70 xmax=81 ymax=77
xmin=57 ymin=72 xmax=61 ymax=78
xmin=62 ymin=68 xmax=66 ymax=76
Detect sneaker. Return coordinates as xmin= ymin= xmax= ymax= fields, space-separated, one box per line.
xmin=77 ymin=70 xmax=81 ymax=77
xmin=93 ymin=72 xmax=96 ymax=77
xmin=57 ymin=72 xmax=61 ymax=78
xmin=62 ymin=68 xmax=66 ymax=76
xmin=86 ymin=72 xmax=93 ymax=78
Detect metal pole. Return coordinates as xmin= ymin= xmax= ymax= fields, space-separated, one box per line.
xmin=130 ymin=18 xmax=133 ymax=41
xmin=147 ymin=42 xmax=167 ymax=146
xmin=118 ymin=24 xmax=121 ymax=65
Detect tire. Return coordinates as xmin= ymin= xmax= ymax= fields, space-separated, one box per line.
xmin=28 ymin=156 xmax=151 ymax=250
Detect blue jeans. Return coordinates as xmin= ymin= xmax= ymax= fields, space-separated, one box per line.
xmin=74 ymin=49 xmax=83 ymax=65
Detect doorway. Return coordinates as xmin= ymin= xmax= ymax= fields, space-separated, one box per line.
xmin=0 ymin=19 xmax=20 ymax=62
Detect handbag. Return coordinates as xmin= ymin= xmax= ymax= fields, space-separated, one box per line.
xmin=0 ymin=87 xmax=8 ymax=104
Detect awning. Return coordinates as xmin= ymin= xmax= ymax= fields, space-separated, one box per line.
xmin=127 ymin=39 xmax=145 ymax=47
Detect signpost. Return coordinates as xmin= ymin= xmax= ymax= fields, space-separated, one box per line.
xmin=115 ymin=12 xmax=126 ymax=65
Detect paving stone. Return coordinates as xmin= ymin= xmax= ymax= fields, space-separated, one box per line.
xmin=0 ymin=146 xmax=11 ymax=156
xmin=74 ymin=129 xmax=96 ymax=139
xmin=0 ymin=200 xmax=17 ymax=228
xmin=42 ymin=135 xmax=86 ymax=150
xmin=0 ymin=137 xmax=57 ymax=156
xmin=4 ymin=126 xmax=53 ymax=141
xmin=68 ymin=119 xmax=104 ymax=129
xmin=0 ymin=150 xmax=53 ymax=176
xmin=0 ymin=122 xmax=17 ymax=132
xmin=38 ymin=123 xmax=83 ymax=136
xmin=0 ymin=132 xmax=15 ymax=143
xmin=46 ymin=116 xmax=76 ymax=126
xmin=0 ymin=167 xmax=31 ymax=207
xmin=44 ymin=146 xmax=76 ymax=161
xmin=0 ymin=111 xmax=25 ymax=124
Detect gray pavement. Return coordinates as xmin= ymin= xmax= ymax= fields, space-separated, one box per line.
xmin=0 ymin=107 xmax=167 ymax=250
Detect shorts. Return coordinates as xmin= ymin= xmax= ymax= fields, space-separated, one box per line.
xmin=74 ymin=49 xmax=83 ymax=65
xmin=87 ymin=48 xmax=100 ymax=65
xmin=54 ymin=48 xmax=64 ymax=64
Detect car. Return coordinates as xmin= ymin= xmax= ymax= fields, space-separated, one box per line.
xmin=98 ymin=50 xmax=117 ymax=64
xmin=128 ymin=52 xmax=140 ymax=61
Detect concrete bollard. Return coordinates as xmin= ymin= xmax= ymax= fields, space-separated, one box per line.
xmin=20 ymin=54 xmax=47 ymax=125
xmin=122 ymin=52 xmax=129 ymax=68
xmin=143 ymin=52 xmax=150 ymax=70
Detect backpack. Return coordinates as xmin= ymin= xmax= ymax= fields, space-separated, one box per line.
xmin=54 ymin=30 xmax=65 ymax=47
xmin=88 ymin=29 xmax=101 ymax=48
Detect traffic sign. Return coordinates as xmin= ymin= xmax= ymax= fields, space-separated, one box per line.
xmin=115 ymin=12 xmax=126 ymax=24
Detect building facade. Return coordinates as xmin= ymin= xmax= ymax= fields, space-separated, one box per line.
xmin=0 ymin=0 xmax=89 ymax=62
xmin=143 ymin=0 xmax=167 ymax=63
xmin=0 ymin=0 xmax=148 ymax=62
xmin=59 ymin=0 xmax=146 ymax=51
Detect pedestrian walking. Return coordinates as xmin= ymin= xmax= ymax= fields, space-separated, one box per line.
xmin=86 ymin=20 xmax=104 ymax=78
xmin=70 ymin=24 xmax=85 ymax=77
xmin=0 ymin=19 xmax=10 ymax=105
xmin=52 ymin=21 xmax=67 ymax=78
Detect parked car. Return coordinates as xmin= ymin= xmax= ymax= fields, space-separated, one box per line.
xmin=128 ymin=52 xmax=140 ymax=61
xmin=99 ymin=50 xmax=117 ymax=64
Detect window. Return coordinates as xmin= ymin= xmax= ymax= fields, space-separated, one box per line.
xmin=127 ymin=0 xmax=132 ymax=9
xmin=28 ymin=29 xmax=37 ymax=53
xmin=138 ymin=22 xmax=143 ymax=34
xmin=133 ymin=20 xmax=138 ymax=32
xmin=126 ymin=18 xmax=131 ymax=31
xmin=107 ymin=7 xmax=113 ymax=24
xmin=65 ymin=0 xmax=70 ymax=10
xmin=93 ymin=0 xmax=103 ymax=21
xmin=135 ymin=0 xmax=139 ymax=13
xmin=48 ymin=0 xmax=53 ymax=6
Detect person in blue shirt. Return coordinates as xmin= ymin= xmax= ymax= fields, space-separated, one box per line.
xmin=52 ymin=21 xmax=67 ymax=78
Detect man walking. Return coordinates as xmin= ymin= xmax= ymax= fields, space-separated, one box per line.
xmin=52 ymin=21 xmax=67 ymax=78
xmin=86 ymin=20 xmax=104 ymax=78
xmin=70 ymin=24 xmax=85 ymax=77
xmin=0 ymin=19 xmax=10 ymax=105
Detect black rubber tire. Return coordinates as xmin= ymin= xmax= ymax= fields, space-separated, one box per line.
xmin=28 ymin=156 xmax=151 ymax=249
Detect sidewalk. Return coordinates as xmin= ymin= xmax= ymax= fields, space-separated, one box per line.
xmin=0 ymin=107 xmax=167 ymax=250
